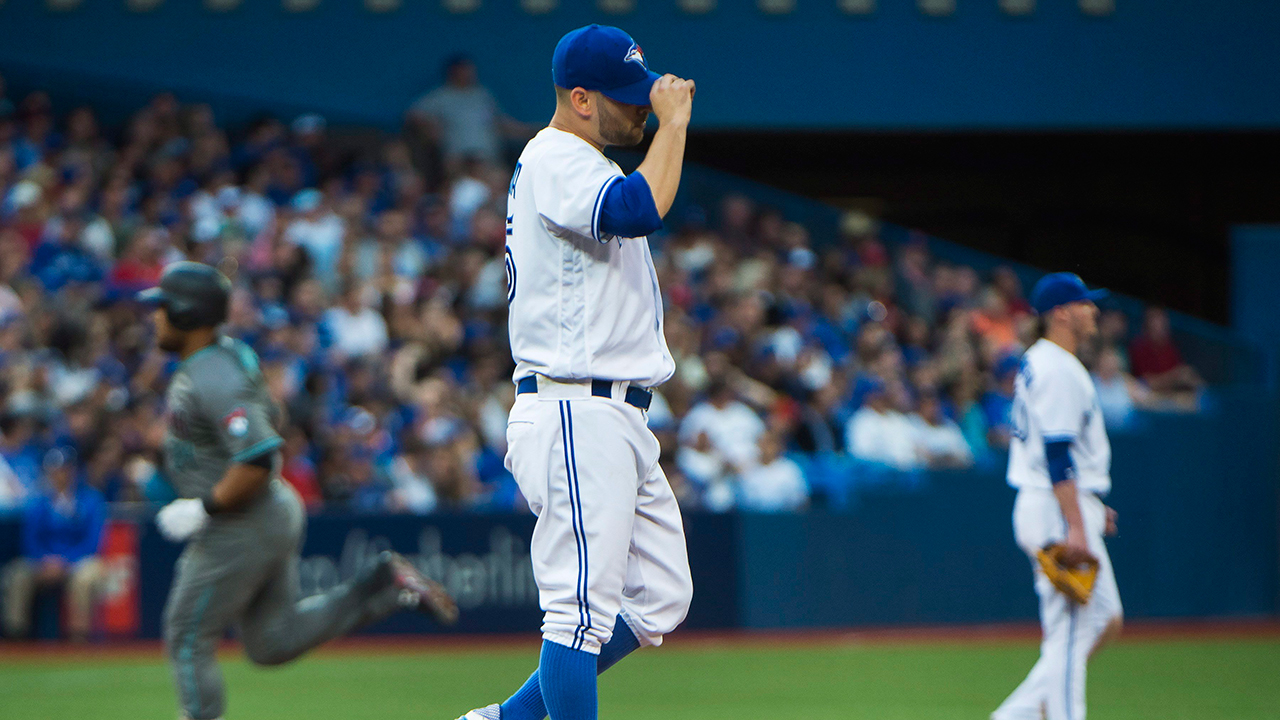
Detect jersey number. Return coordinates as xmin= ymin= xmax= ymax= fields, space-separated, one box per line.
xmin=1011 ymin=396 xmax=1029 ymax=442
xmin=1011 ymin=361 xmax=1032 ymax=441
xmin=508 ymin=163 xmax=522 ymax=198
xmin=505 ymin=162 xmax=521 ymax=304
xmin=505 ymin=245 xmax=516 ymax=305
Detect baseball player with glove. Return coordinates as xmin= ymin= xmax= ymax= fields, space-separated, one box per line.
xmin=993 ymin=272 xmax=1124 ymax=720
xmin=456 ymin=24 xmax=695 ymax=720
xmin=141 ymin=262 xmax=457 ymax=720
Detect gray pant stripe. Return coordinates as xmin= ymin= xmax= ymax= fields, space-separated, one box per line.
xmin=180 ymin=586 xmax=216 ymax=716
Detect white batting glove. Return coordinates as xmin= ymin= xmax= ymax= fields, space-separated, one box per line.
xmin=156 ymin=498 xmax=210 ymax=542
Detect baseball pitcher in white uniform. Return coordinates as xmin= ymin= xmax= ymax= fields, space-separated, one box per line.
xmin=993 ymin=272 xmax=1125 ymax=720
xmin=456 ymin=24 xmax=696 ymax=720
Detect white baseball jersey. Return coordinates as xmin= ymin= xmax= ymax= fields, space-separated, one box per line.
xmin=996 ymin=340 xmax=1122 ymax=720
xmin=505 ymin=127 xmax=675 ymax=388
xmin=1007 ymin=338 xmax=1112 ymax=495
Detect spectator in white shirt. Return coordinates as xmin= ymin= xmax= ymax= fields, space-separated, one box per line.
xmin=1091 ymin=345 xmax=1152 ymax=430
xmin=845 ymin=378 xmax=921 ymax=471
xmin=238 ymin=164 xmax=276 ymax=241
xmin=386 ymin=441 xmax=439 ymax=515
xmin=322 ymin=283 xmax=389 ymax=361
xmin=354 ymin=209 xmax=431 ymax=283
xmin=679 ymin=378 xmax=766 ymax=474
xmin=0 ymin=453 xmax=26 ymax=516
xmin=910 ymin=392 xmax=974 ymax=469
xmin=285 ymin=189 xmax=345 ymax=292
xmin=739 ymin=431 xmax=809 ymax=513
xmin=189 ymin=167 xmax=239 ymax=244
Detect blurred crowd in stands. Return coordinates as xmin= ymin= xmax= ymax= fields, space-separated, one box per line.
xmin=0 ymin=61 xmax=1206 ymax=524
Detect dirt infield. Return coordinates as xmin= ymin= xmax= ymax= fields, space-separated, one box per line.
xmin=2 ymin=617 xmax=1278 ymax=662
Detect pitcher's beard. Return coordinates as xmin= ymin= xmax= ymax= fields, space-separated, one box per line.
xmin=598 ymin=104 xmax=645 ymax=147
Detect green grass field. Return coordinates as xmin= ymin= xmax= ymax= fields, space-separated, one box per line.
xmin=2 ymin=635 xmax=1278 ymax=719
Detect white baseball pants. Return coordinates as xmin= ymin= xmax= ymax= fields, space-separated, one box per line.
xmin=994 ymin=488 xmax=1124 ymax=720
xmin=505 ymin=386 xmax=693 ymax=654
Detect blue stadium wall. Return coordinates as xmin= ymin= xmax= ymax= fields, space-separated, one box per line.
xmin=1 ymin=0 xmax=1279 ymax=130
xmin=1 ymin=390 xmax=1275 ymax=638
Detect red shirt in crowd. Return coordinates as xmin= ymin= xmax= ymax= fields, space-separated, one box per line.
xmin=1129 ymin=335 xmax=1183 ymax=378
xmin=283 ymin=457 xmax=324 ymax=512
xmin=109 ymin=259 xmax=164 ymax=289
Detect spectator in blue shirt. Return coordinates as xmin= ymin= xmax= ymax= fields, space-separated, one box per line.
xmin=2 ymin=447 xmax=107 ymax=641
xmin=29 ymin=222 xmax=105 ymax=293
xmin=981 ymin=354 xmax=1021 ymax=450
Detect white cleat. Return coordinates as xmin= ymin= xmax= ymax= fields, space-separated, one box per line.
xmin=457 ymin=704 xmax=501 ymax=720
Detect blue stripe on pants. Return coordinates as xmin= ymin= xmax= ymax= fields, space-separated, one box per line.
xmin=559 ymin=402 xmax=591 ymax=650
xmin=566 ymin=402 xmax=591 ymax=649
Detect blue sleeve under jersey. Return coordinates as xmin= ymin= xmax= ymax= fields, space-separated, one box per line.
xmin=1044 ymin=439 xmax=1076 ymax=484
xmin=597 ymin=172 xmax=663 ymax=240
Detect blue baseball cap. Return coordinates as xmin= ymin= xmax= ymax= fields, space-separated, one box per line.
xmin=1030 ymin=272 xmax=1108 ymax=315
xmin=552 ymin=25 xmax=661 ymax=107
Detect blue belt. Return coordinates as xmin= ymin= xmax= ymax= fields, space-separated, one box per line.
xmin=516 ymin=376 xmax=652 ymax=411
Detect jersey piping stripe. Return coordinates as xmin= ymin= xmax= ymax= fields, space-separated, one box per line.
xmin=559 ymin=401 xmax=591 ymax=650
xmin=230 ymin=436 xmax=284 ymax=463
xmin=179 ymin=586 xmax=216 ymax=716
xmin=1042 ymin=433 xmax=1079 ymax=442
xmin=591 ymin=175 xmax=622 ymax=244
xmin=1065 ymin=603 xmax=1078 ymax=720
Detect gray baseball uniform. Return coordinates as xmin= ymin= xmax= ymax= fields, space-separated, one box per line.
xmin=162 ymin=337 xmax=401 ymax=720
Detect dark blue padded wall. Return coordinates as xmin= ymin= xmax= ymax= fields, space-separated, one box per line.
xmin=1232 ymin=225 xmax=1280 ymax=389
xmin=737 ymin=390 xmax=1280 ymax=627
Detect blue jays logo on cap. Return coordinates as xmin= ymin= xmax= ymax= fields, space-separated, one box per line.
xmin=624 ymin=43 xmax=647 ymax=68
xmin=1030 ymin=272 xmax=1108 ymax=315
xmin=552 ymin=25 xmax=662 ymax=107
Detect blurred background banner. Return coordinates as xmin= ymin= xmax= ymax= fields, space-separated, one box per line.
xmin=95 ymin=519 xmax=139 ymax=637
xmin=124 ymin=512 xmax=740 ymax=640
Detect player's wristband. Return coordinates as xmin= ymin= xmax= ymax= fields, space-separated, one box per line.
xmin=202 ymin=495 xmax=223 ymax=515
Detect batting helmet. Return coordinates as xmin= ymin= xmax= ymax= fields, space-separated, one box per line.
xmin=137 ymin=262 xmax=231 ymax=331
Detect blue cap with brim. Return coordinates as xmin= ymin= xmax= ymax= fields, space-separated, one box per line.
xmin=552 ymin=25 xmax=662 ymax=107
xmin=1031 ymin=272 xmax=1108 ymax=315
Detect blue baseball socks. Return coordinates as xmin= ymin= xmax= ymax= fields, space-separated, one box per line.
xmin=500 ymin=616 xmax=642 ymax=720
